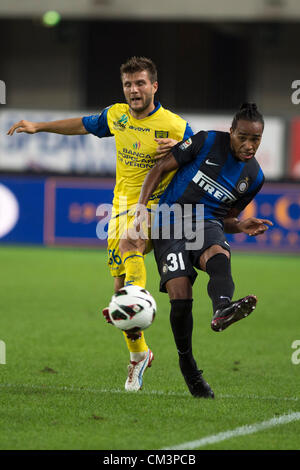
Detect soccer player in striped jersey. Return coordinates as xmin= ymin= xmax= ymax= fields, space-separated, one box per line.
xmin=134 ymin=103 xmax=273 ymax=398
xmin=7 ymin=57 xmax=193 ymax=392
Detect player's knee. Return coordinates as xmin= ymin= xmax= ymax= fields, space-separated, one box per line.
xmin=200 ymin=244 xmax=230 ymax=271
xmin=166 ymin=277 xmax=192 ymax=300
xmin=119 ymin=236 xmax=137 ymax=254
xmin=206 ymin=252 xmax=234 ymax=285
xmin=119 ymin=237 xmax=130 ymax=255
xmin=119 ymin=231 xmax=146 ymax=255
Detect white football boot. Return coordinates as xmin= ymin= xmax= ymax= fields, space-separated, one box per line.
xmin=125 ymin=349 xmax=154 ymax=391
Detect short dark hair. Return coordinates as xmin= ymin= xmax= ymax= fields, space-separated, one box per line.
xmin=120 ymin=56 xmax=158 ymax=83
xmin=231 ymin=103 xmax=264 ymax=131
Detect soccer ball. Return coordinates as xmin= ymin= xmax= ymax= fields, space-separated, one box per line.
xmin=108 ymin=285 xmax=156 ymax=333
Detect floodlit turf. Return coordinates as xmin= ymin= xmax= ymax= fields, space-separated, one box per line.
xmin=0 ymin=245 xmax=300 ymax=450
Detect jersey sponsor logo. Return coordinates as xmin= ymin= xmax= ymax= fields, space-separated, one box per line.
xmin=121 ymin=148 xmax=151 ymax=159
xmin=155 ymin=130 xmax=169 ymax=139
xmin=236 ymin=178 xmax=249 ymax=193
xmin=133 ymin=141 xmax=141 ymax=150
xmin=192 ymin=170 xmax=237 ymax=203
xmin=205 ymin=159 xmax=219 ymax=167
xmin=162 ymin=263 xmax=169 ymax=274
xmin=118 ymin=148 xmax=153 ymax=169
xmin=113 ymin=114 xmax=128 ymax=131
xmin=128 ymin=125 xmax=150 ymax=132
xmin=179 ymin=138 xmax=192 ymax=150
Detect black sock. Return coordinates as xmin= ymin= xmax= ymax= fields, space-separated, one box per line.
xmin=206 ymin=253 xmax=235 ymax=313
xmin=170 ymin=299 xmax=197 ymax=373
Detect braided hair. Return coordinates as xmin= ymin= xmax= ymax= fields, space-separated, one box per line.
xmin=231 ymin=103 xmax=264 ymax=131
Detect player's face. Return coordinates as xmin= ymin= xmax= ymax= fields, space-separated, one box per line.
xmin=122 ymin=70 xmax=158 ymax=118
xmin=230 ymin=120 xmax=263 ymax=162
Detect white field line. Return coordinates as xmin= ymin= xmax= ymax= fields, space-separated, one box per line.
xmin=0 ymin=382 xmax=299 ymax=402
xmin=163 ymin=412 xmax=300 ymax=450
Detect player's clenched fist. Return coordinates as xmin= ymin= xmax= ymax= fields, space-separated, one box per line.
xmin=7 ymin=120 xmax=38 ymax=136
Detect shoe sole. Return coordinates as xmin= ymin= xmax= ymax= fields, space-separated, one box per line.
xmin=211 ymin=295 xmax=257 ymax=332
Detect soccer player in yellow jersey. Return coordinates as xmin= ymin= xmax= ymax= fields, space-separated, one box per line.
xmin=7 ymin=57 xmax=193 ymax=391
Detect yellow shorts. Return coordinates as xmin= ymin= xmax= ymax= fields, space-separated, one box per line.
xmin=107 ymin=208 xmax=153 ymax=278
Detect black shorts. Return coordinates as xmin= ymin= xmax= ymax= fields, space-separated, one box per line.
xmin=153 ymin=219 xmax=231 ymax=293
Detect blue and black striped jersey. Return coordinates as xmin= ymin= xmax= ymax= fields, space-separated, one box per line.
xmin=158 ymin=130 xmax=265 ymax=220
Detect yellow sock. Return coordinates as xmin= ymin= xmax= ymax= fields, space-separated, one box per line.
xmin=122 ymin=330 xmax=148 ymax=353
xmin=123 ymin=250 xmax=146 ymax=288
xmin=122 ymin=251 xmax=148 ymax=354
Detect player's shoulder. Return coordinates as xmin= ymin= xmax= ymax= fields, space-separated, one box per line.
xmin=159 ymin=106 xmax=187 ymax=125
xmin=191 ymin=129 xmax=227 ymax=146
xmin=197 ymin=130 xmax=230 ymax=142
xmin=104 ymin=103 xmax=131 ymax=131
xmin=158 ymin=106 xmax=191 ymax=139
xmin=106 ymin=103 xmax=129 ymax=117
xmin=212 ymin=130 xmax=230 ymax=141
xmin=192 ymin=129 xmax=209 ymax=142
xmin=250 ymin=156 xmax=265 ymax=179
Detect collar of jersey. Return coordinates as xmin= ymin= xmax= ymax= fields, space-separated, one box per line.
xmin=148 ymin=101 xmax=161 ymax=116
xmin=129 ymin=101 xmax=161 ymax=121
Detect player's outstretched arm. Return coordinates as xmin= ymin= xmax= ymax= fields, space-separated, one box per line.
xmin=224 ymin=208 xmax=273 ymax=235
xmin=7 ymin=118 xmax=89 ymax=136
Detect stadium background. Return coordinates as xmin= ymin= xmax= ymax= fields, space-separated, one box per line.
xmin=0 ymin=0 xmax=300 ymax=252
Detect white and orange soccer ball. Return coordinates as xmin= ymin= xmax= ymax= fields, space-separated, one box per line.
xmin=108 ymin=285 xmax=156 ymax=333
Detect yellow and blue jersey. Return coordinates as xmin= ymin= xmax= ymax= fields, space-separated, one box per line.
xmin=82 ymin=102 xmax=193 ymax=210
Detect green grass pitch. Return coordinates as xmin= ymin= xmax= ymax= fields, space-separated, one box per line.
xmin=0 ymin=245 xmax=300 ymax=450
